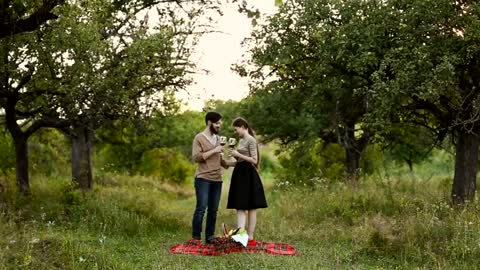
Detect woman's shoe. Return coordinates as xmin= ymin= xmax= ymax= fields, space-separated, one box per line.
xmin=247 ymin=239 xmax=256 ymax=247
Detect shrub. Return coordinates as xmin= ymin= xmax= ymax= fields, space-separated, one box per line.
xmin=259 ymin=152 xmax=279 ymax=174
xmin=95 ymin=144 xmax=142 ymax=173
xmin=29 ymin=129 xmax=70 ymax=176
xmin=276 ymin=140 xmax=345 ymax=187
xmin=138 ymin=148 xmax=194 ymax=184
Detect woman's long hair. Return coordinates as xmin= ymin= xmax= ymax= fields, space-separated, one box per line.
xmin=232 ymin=117 xmax=260 ymax=168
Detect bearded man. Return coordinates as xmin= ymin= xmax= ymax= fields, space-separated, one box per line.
xmin=191 ymin=111 xmax=228 ymax=244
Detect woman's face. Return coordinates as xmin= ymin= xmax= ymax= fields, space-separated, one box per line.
xmin=233 ymin=125 xmax=245 ymax=136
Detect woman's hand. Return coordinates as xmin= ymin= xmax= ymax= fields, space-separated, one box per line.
xmin=231 ymin=150 xmax=241 ymax=158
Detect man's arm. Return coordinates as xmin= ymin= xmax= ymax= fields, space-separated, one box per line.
xmin=221 ymin=159 xmax=229 ymax=169
xmin=192 ymin=136 xmax=223 ymax=162
xmin=192 ymin=136 xmax=205 ymax=162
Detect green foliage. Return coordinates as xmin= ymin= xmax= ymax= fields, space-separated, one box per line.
xmin=204 ymin=99 xmax=246 ymax=138
xmin=276 ymin=140 xmax=345 ymax=187
xmin=0 ymin=127 xmax=70 ymax=176
xmin=29 ymin=128 xmax=70 ymax=176
xmin=1 ymin=0 xmax=221 ymax=194
xmin=27 ymin=0 xmax=193 ymax=124
xmin=0 ymin=127 xmax=15 ymax=174
xmin=138 ymin=148 xmax=194 ymax=184
xmin=236 ymin=0 xmax=385 ymax=178
xmin=360 ymin=144 xmax=385 ymax=175
xmin=143 ymin=111 xmax=205 ymax=158
xmin=95 ymin=143 xmax=141 ymax=173
xmin=95 ymin=111 xmax=204 ymax=173
xmin=259 ymin=152 xmax=278 ymax=174
xmin=378 ymin=124 xmax=437 ymax=171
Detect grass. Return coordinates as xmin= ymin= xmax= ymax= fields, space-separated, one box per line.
xmin=2 ymin=168 xmax=480 ymax=269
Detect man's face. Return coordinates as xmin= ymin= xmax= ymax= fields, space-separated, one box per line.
xmin=209 ymin=120 xmax=222 ymax=134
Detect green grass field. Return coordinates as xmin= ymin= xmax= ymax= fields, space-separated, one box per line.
xmin=1 ymin=170 xmax=480 ymax=269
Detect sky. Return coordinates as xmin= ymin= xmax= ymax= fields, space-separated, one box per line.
xmin=177 ymin=1 xmax=277 ymax=111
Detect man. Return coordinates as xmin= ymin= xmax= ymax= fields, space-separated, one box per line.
xmin=191 ymin=111 xmax=228 ymax=244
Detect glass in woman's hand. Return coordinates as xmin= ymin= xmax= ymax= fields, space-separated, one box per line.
xmin=228 ymin=138 xmax=236 ymax=149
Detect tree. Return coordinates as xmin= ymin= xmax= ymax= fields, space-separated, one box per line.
xmin=0 ymin=29 xmax=67 ymax=194
xmin=236 ymin=0 xmax=396 ymax=181
xmin=0 ymin=0 xmax=65 ymax=38
xmin=0 ymin=0 xmax=219 ymax=194
xmin=368 ymin=0 xmax=480 ymax=204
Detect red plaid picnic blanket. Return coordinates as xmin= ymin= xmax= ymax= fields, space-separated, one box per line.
xmin=170 ymin=238 xmax=297 ymax=256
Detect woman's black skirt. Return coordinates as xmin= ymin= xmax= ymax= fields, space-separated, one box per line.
xmin=227 ymin=161 xmax=267 ymax=210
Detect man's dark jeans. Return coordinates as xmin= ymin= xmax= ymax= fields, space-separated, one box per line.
xmin=192 ymin=178 xmax=222 ymax=241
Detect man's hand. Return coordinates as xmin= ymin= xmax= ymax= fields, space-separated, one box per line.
xmin=212 ymin=145 xmax=224 ymax=154
xmin=202 ymin=145 xmax=224 ymax=160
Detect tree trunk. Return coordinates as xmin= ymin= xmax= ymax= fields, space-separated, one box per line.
xmin=14 ymin=136 xmax=30 ymax=196
xmin=71 ymin=124 xmax=93 ymax=190
xmin=406 ymin=159 xmax=413 ymax=172
xmin=343 ymin=122 xmax=369 ymax=182
xmin=451 ymin=130 xmax=480 ymax=205
xmin=345 ymin=146 xmax=360 ymax=181
xmin=5 ymin=97 xmax=31 ymax=195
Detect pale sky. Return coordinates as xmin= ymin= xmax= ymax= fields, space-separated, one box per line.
xmin=178 ymin=1 xmax=277 ymax=111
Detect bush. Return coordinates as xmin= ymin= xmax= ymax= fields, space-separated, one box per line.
xmin=259 ymin=152 xmax=279 ymax=174
xmin=276 ymin=140 xmax=345 ymax=187
xmin=138 ymin=148 xmax=194 ymax=184
xmin=29 ymin=128 xmax=70 ymax=176
xmin=94 ymin=111 xmax=205 ymax=174
xmin=95 ymin=144 xmax=142 ymax=173
xmin=361 ymin=144 xmax=385 ymax=175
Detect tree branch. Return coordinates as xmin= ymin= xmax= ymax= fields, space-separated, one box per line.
xmin=0 ymin=0 xmax=66 ymax=38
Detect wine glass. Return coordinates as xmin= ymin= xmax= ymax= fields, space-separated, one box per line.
xmin=228 ymin=138 xmax=236 ymax=149
xmin=219 ymin=136 xmax=227 ymax=156
xmin=228 ymin=138 xmax=236 ymax=157
xmin=219 ymin=136 xmax=227 ymax=146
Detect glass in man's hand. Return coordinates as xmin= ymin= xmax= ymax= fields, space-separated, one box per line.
xmin=219 ymin=136 xmax=227 ymax=146
xmin=218 ymin=136 xmax=227 ymax=156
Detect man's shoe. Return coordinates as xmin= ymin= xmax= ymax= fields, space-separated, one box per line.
xmin=189 ymin=238 xmax=202 ymax=245
xmin=205 ymin=236 xmax=215 ymax=244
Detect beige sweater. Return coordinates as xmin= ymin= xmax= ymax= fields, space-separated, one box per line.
xmin=192 ymin=133 xmax=225 ymax=181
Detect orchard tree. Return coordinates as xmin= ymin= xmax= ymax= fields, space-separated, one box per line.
xmin=236 ymin=0 xmax=397 ymax=180
xmin=0 ymin=0 xmax=220 ymax=194
xmin=369 ymin=0 xmax=480 ymax=204
xmin=1 ymin=0 xmax=65 ymax=38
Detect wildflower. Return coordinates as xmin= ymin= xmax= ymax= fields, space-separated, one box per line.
xmin=29 ymin=238 xmax=40 ymax=244
xmin=99 ymin=234 xmax=107 ymax=244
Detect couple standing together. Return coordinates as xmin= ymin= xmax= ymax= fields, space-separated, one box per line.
xmin=191 ymin=111 xmax=267 ymax=246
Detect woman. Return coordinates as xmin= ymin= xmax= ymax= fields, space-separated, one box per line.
xmin=227 ymin=117 xmax=268 ymax=247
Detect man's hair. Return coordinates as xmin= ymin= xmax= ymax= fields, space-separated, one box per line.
xmin=205 ymin=111 xmax=222 ymax=125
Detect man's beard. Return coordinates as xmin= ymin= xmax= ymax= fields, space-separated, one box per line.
xmin=210 ymin=125 xmax=219 ymax=134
